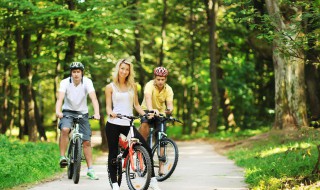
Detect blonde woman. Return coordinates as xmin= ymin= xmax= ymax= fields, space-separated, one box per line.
xmin=105 ymin=59 xmax=161 ymax=190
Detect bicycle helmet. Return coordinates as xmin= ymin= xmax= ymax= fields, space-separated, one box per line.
xmin=69 ymin=62 xmax=85 ymax=71
xmin=69 ymin=62 xmax=84 ymax=83
xmin=154 ymin=67 xmax=168 ymax=77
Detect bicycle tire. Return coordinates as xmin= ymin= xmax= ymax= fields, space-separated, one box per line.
xmin=126 ymin=145 xmax=152 ymax=190
xmin=108 ymin=156 xmax=122 ymax=188
xmin=72 ymin=137 xmax=82 ymax=184
xmin=152 ymin=138 xmax=179 ymax=181
xmin=67 ymin=142 xmax=74 ymax=179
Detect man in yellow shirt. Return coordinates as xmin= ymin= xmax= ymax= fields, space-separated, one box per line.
xmin=140 ymin=66 xmax=174 ymax=175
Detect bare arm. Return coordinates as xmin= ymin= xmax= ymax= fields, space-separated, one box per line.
xmin=55 ymin=92 xmax=65 ymax=118
xmin=165 ymin=100 xmax=174 ymax=115
xmin=89 ymin=91 xmax=100 ymax=119
xmin=105 ymin=84 xmax=116 ymax=118
xmin=144 ymin=92 xmax=159 ymax=115
xmin=134 ymin=85 xmax=146 ymax=116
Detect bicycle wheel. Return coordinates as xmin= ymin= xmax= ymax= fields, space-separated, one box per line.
xmin=126 ymin=145 xmax=152 ymax=190
xmin=67 ymin=142 xmax=74 ymax=179
xmin=152 ymin=138 xmax=179 ymax=181
xmin=72 ymin=137 xmax=82 ymax=184
xmin=108 ymin=157 xmax=122 ymax=188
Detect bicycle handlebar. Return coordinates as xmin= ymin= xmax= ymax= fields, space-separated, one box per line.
xmin=155 ymin=114 xmax=183 ymax=124
xmin=113 ymin=114 xmax=141 ymax=120
xmin=64 ymin=115 xmax=96 ymax=120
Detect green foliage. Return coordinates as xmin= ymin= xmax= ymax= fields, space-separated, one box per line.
xmin=0 ymin=135 xmax=62 ymax=189
xmin=227 ymin=129 xmax=320 ymax=189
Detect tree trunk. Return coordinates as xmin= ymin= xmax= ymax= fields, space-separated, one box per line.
xmin=159 ymin=0 xmax=167 ymax=66
xmin=64 ymin=0 xmax=76 ymax=76
xmin=1 ymin=30 xmax=11 ymax=134
xmin=186 ymin=0 xmax=196 ymax=133
xmin=32 ymin=88 xmax=47 ymax=141
xmin=54 ymin=18 xmax=61 ymax=141
xmin=305 ymin=64 xmax=320 ymax=120
xmin=204 ymin=0 xmax=220 ymax=133
xmin=85 ymin=30 xmax=108 ymax=151
xmin=304 ymin=12 xmax=320 ymax=121
xmin=130 ymin=0 xmax=146 ymax=101
xmin=18 ymin=87 xmax=24 ymax=139
xmin=265 ymin=0 xmax=308 ymax=129
xmin=15 ymin=28 xmax=37 ymax=141
xmin=33 ymin=29 xmax=47 ymax=141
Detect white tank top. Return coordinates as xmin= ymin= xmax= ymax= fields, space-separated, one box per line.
xmin=107 ymin=83 xmax=134 ymax=126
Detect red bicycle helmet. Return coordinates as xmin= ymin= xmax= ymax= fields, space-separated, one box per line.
xmin=154 ymin=67 xmax=168 ymax=77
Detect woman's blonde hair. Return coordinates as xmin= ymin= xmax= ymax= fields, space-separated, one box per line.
xmin=112 ymin=59 xmax=136 ymax=91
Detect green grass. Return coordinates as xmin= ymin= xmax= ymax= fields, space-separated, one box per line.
xmin=0 ymin=135 xmax=62 ymax=189
xmin=225 ymin=128 xmax=320 ymax=189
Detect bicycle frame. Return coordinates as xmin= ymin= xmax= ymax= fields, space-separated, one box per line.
xmin=147 ymin=116 xmax=167 ymax=149
xmin=118 ymin=118 xmax=144 ymax=172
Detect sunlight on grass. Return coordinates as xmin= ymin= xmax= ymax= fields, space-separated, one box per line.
xmin=228 ymin=129 xmax=320 ymax=189
xmin=260 ymin=147 xmax=287 ymax=157
xmin=260 ymin=142 xmax=312 ymax=158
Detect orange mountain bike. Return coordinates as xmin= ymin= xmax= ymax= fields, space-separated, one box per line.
xmin=108 ymin=114 xmax=152 ymax=190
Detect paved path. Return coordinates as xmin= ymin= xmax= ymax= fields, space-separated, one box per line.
xmin=29 ymin=141 xmax=248 ymax=190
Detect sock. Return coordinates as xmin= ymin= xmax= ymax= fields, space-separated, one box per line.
xmin=112 ymin=182 xmax=119 ymax=188
xmin=151 ymin=177 xmax=157 ymax=182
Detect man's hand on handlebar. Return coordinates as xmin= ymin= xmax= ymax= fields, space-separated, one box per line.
xmin=56 ymin=112 xmax=63 ymax=119
xmin=165 ymin=108 xmax=172 ymax=116
xmin=93 ymin=113 xmax=100 ymax=120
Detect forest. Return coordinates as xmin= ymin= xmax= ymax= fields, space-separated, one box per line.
xmin=0 ymin=0 xmax=319 ymax=149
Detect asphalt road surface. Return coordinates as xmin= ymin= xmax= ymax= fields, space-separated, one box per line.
xmin=29 ymin=141 xmax=248 ymax=190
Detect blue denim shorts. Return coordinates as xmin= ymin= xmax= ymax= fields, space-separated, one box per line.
xmin=58 ymin=110 xmax=91 ymax=141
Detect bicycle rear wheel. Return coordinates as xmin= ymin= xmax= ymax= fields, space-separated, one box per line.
xmin=152 ymin=138 xmax=179 ymax=181
xmin=67 ymin=142 xmax=74 ymax=179
xmin=72 ymin=137 xmax=82 ymax=184
xmin=126 ymin=145 xmax=152 ymax=190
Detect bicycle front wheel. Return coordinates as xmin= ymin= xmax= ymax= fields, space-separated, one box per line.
xmin=67 ymin=142 xmax=74 ymax=179
xmin=126 ymin=145 xmax=152 ymax=190
xmin=152 ymin=138 xmax=179 ymax=181
xmin=72 ymin=137 xmax=82 ymax=184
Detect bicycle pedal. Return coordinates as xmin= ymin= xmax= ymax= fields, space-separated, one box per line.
xmin=130 ymin=172 xmax=136 ymax=179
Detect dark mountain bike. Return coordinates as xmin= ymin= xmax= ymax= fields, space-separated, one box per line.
xmin=108 ymin=114 xmax=152 ymax=190
xmin=148 ymin=114 xmax=182 ymax=181
xmin=65 ymin=114 xmax=94 ymax=184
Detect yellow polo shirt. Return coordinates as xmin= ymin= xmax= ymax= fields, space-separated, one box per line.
xmin=141 ymin=80 xmax=174 ymax=114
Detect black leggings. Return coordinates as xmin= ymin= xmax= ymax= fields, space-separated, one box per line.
xmin=105 ymin=122 xmax=155 ymax=183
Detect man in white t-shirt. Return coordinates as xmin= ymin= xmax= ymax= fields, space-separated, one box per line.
xmin=55 ymin=62 xmax=100 ymax=180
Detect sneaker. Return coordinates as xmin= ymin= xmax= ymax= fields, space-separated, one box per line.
xmin=112 ymin=182 xmax=120 ymax=190
xmin=59 ymin=156 xmax=67 ymax=168
xmin=150 ymin=177 xmax=161 ymax=190
xmin=87 ymin=169 xmax=99 ymax=180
